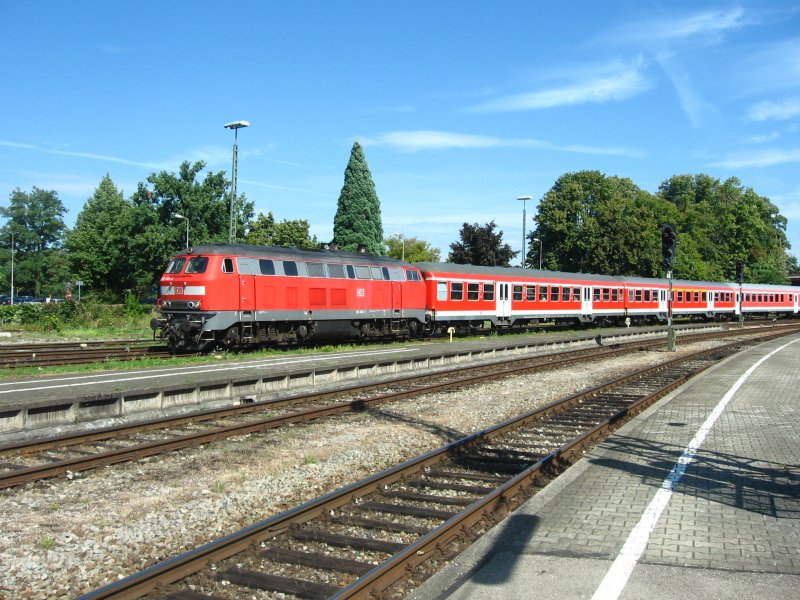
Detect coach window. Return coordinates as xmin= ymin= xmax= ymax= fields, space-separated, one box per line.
xmin=468 ymin=282 xmax=480 ymax=300
xmin=562 ymin=287 xmax=570 ymax=302
xmin=677 ymin=291 xmax=683 ymax=302
xmin=702 ymin=292 xmax=707 ymax=302
xmin=635 ymin=289 xmax=642 ymax=302
xmin=513 ymin=285 xmax=523 ymax=301
xmin=573 ymin=287 xmax=581 ymax=302
xmin=593 ymin=288 xmax=600 ymax=301
xmin=550 ymin=286 xmax=559 ymax=302
xmin=484 ymin=283 xmax=495 ymax=301
xmin=539 ymin=285 xmax=548 ymax=302
xmin=611 ymin=289 xmax=618 ymax=302
xmin=437 ymin=281 xmax=448 ymax=301
xmin=451 ymin=282 xmax=464 ymax=301
xmin=628 ymin=289 xmax=634 ymax=302
xmin=526 ymin=285 xmax=536 ymax=301
xmin=644 ymin=290 xmax=650 ymax=302
xmin=601 ymin=288 xmax=608 ymax=302
xmin=259 ymin=259 xmax=276 ymax=275
xmin=222 ymin=258 xmax=235 ymax=273
xmin=693 ymin=291 xmax=699 ymax=302
xmin=185 ymin=257 xmax=209 ymax=274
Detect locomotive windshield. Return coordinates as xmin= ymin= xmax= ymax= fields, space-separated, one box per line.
xmin=185 ymin=256 xmax=209 ymax=274
xmin=165 ymin=257 xmax=186 ymax=274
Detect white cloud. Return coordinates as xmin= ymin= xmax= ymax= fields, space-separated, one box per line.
xmin=0 ymin=140 xmax=166 ymax=170
xmin=615 ymin=7 xmax=747 ymax=45
xmin=471 ymin=58 xmax=650 ymax=112
xmin=747 ymin=97 xmax=800 ymax=122
xmin=360 ymin=130 xmax=644 ymax=158
xmin=746 ymin=131 xmax=781 ymax=144
xmin=712 ymin=148 xmax=800 ymax=169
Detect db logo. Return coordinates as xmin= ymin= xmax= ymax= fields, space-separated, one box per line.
xmin=356 ymin=288 xmax=365 ymax=297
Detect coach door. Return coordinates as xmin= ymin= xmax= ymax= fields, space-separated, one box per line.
xmin=658 ymin=288 xmax=668 ymax=314
xmin=497 ymin=282 xmax=512 ymax=319
xmin=582 ymin=286 xmax=592 ymax=316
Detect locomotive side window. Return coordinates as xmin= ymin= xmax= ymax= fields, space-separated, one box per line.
xmin=387 ymin=267 xmax=403 ymax=281
xmin=483 ymin=283 xmax=495 ymax=301
xmin=513 ymin=285 xmax=523 ymax=301
xmin=451 ymin=282 xmax=464 ymax=301
xmin=526 ymin=285 xmax=536 ymax=301
xmin=327 ymin=263 xmax=345 ymax=278
xmin=346 ymin=265 xmax=356 ymax=279
xmin=356 ymin=266 xmax=371 ymax=279
xmin=468 ymin=283 xmax=480 ymax=300
xmin=166 ymin=258 xmax=186 ymax=274
xmin=437 ymin=281 xmax=448 ymax=301
xmin=306 ymin=262 xmax=327 ymax=278
xmin=259 ymin=260 xmax=276 ymax=275
xmin=284 ymin=261 xmax=299 ymax=277
xmin=370 ymin=266 xmax=384 ymax=279
xmin=222 ymin=258 xmax=234 ymax=273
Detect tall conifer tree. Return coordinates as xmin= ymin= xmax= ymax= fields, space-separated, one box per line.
xmin=333 ymin=142 xmax=384 ymax=254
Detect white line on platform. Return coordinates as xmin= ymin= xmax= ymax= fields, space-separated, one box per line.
xmin=591 ymin=338 xmax=799 ymax=600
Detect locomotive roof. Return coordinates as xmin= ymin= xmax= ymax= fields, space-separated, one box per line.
xmin=181 ymin=244 xmax=411 ymax=267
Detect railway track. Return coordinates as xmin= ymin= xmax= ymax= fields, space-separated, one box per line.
xmin=1 ymin=324 xmax=796 ymax=491
xmin=0 ymin=339 xmax=172 ymax=368
xmin=76 ymin=330 xmax=787 ymax=600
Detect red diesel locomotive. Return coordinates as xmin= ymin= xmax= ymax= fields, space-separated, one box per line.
xmin=151 ymin=244 xmax=799 ymax=351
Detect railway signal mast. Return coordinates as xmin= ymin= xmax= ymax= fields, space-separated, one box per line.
xmin=661 ymin=224 xmax=678 ymax=351
xmin=736 ymin=260 xmax=744 ymax=328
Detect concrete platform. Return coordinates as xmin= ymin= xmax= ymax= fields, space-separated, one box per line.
xmin=411 ymin=333 xmax=800 ymax=600
xmin=0 ymin=324 xmax=708 ymax=440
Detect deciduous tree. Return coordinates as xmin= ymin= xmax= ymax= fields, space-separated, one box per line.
xmin=448 ymin=221 xmax=517 ymax=267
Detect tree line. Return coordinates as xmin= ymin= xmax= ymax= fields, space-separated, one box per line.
xmin=0 ymin=143 xmax=795 ymax=301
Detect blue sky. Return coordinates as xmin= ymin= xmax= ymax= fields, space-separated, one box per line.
xmin=1 ymin=1 xmax=799 ymax=261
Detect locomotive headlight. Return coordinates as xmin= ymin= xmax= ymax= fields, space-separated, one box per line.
xmin=162 ymin=300 xmax=171 ymax=308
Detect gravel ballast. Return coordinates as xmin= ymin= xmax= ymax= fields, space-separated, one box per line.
xmin=0 ymin=341 xmax=725 ymax=598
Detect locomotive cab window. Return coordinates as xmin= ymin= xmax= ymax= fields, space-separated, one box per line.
xmin=185 ymin=257 xmax=208 ymax=274
xmin=166 ymin=258 xmax=186 ymax=274
xmin=222 ymin=258 xmax=235 ymax=273
xmin=405 ymin=269 xmax=421 ymax=282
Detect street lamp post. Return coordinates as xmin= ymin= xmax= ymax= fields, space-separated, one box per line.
xmin=9 ymin=232 xmax=14 ymax=306
xmin=517 ymin=196 xmax=532 ymax=267
xmin=533 ymin=237 xmax=543 ymax=270
xmin=224 ymin=120 xmax=250 ymax=243
xmin=174 ymin=213 xmax=189 ymax=248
